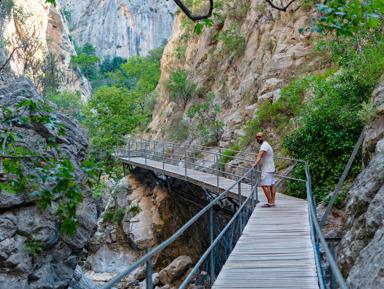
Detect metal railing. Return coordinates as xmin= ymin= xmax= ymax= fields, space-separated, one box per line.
xmin=116 ymin=139 xmax=306 ymax=190
xmin=106 ymin=138 xmax=349 ymax=289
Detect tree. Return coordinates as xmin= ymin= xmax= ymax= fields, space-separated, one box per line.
xmin=70 ymin=54 xmax=99 ymax=90
xmin=86 ymin=86 xmax=146 ymax=149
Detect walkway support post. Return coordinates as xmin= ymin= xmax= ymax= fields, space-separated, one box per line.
xmin=209 ymin=206 xmax=214 ymax=287
xmin=146 ymin=247 xmax=153 ymax=289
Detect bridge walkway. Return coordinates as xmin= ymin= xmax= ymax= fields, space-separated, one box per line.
xmin=119 ymin=156 xmax=319 ymax=289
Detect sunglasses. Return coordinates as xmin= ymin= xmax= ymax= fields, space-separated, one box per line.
xmin=256 ymin=136 xmax=262 ymax=139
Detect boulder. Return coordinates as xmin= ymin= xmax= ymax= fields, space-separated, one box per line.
xmin=159 ymin=255 xmax=192 ymax=285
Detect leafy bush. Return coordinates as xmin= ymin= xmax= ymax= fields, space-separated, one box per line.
xmin=25 ymin=239 xmax=44 ymax=256
xmin=167 ymin=68 xmax=196 ymax=107
xmin=127 ymin=203 xmax=141 ymax=216
xmin=46 ymin=90 xmax=86 ymax=123
xmin=113 ymin=208 xmax=126 ymax=222
xmin=219 ymin=22 xmax=246 ymax=58
xmin=102 ymin=211 xmax=114 ymax=222
xmin=187 ymin=93 xmax=223 ymax=145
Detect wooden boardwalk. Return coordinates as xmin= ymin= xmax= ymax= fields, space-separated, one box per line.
xmin=119 ymin=157 xmax=320 ymax=289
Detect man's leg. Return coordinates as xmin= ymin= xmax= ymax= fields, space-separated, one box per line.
xmin=270 ymin=184 xmax=276 ymax=205
xmin=261 ymin=185 xmax=272 ymax=204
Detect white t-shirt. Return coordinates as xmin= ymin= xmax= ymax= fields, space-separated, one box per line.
xmin=259 ymin=141 xmax=275 ymax=173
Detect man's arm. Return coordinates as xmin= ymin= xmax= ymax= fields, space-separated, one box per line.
xmin=253 ymin=150 xmax=265 ymax=167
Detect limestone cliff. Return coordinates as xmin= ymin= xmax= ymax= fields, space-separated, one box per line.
xmin=336 ymin=79 xmax=384 ymax=289
xmin=0 ymin=76 xmax=97 ymax=288
xmin=148 ymin=0 xmax=320 ymax=149
xmin=0 ymin=0 xmax=90 ymax=97
xmin=58 ymin=0 xmax=177 ymax=59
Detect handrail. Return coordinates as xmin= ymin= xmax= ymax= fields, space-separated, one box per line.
xmin=305 ymin=162 xmax=349 ymax=289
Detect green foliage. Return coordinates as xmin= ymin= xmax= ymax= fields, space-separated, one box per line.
xmin=167 ymin=68 xmax=196 ymax=107
xmin=302 ymin=0 xmax=384 ymax=36
xmin=187 ymin=93 xmax=223 ymax=144
xmin=220 ymin=142 xmax=242 ymax=164
xmin=63 ymin=7 xmax=72 ymax=22
xmin=25 ymin=239 xmax=44 ymax=256
xmin=102 ymin=210 xmax=114 ymax=222
xmin=242 ymin=78 xmax=308 ymax=145
xmin=127 ymin=203 xmax=141 ymax=215
xmin=99 ymin=56 xmax=127 ymax=75
xmin=46 ymin=90 xmax=86 ymax=123
xmin=169 ymin=114 xmax=190 ymax=142
xmin=219 ymin=21 xmax=246 ymax=58
xmin=113 ymin=208 xmax=125 ymax=222
xmin=281 ymin=30 xmax=384 ymax=200
xmin=86 ymin=86 xmax=145 ymax=149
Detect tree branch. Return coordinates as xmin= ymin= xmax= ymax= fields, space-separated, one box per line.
xmin=264 ymin=0 xmax=298 ymax=12
xmin=172 ymin=0 xmax=213 ymax=21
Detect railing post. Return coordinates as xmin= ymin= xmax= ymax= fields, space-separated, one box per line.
xmin=251 ymin=167 xmax=254 ymax=211
xmin=218 ymin=148 xmax=222 ymax=177
xmin=238 ymin=182 xmax=242 ymax=234
xmin=255 ymin=165 xmax=259 ymax=203
xmin=140 ymin=140 xmax=143 ymax=157
xmin=154 ymin=141 xmax=156 ymax=160
xmin=128 ymin=139 xmax=131 ymax=160
xmin=216 ymin=156 xmax=219 ymax=193
xmin=185 ymin=149 xmax=187 ymax=179
xmin=162 ymin=143 xmax=165 ymax=174
xmin=146 ymin=247 xmax=153 ymax=289
xmin=172 ymin=143 xmax=175 ymax=165
xmin=193 ymin=146 xmax=196 ymax=169
xmin=330 ymin=243 xmax=336 ymax=289
xmin=145 ymin=140 xmax=147 ymax=167
xmin=209 ymin=206 xmax=215 ymax=287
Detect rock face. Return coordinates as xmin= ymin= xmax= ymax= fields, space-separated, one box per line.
xmin=58 ymin=0 xmax=177 ymax=59
xmin=0 ymin=76 xmax=98 ymax=288
xmin=85 ymin=168 xmax=218 ymax=287
xmin=148 ymin=0 xmax=320 ymax=147
xmin=0 ymin=0 xmax=90 ymax=97
xmin=337 ymin=79 xmax=384 ymax=289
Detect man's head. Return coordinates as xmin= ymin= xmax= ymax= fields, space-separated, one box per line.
xmin=256 ymin=132 xmax=265 ymax=144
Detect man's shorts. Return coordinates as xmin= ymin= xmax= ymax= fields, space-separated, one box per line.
xmin=260 ymin=172 xmax=275 ymax=186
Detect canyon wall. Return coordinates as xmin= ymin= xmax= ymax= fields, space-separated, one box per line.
xmin=0 ymin=0 xmax=90 ymax=97
xmin=58 ymin=0 xmax=177 ymax=59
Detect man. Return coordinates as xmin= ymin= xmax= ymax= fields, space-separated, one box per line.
xmin=252 ymin=132 xmax=276 ymax=207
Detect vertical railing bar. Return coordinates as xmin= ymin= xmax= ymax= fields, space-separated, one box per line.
xmin=216 ymin=156 xmax=219 ymax=194
xmin=185 ymin=149 xmax=187 ymax=180
xmin=146 ymin=247 xmax=153 ymax=289
xmin=330 ymin=242 xmax=336 ymax=289
xmin=162 ymin=143 xmax=165 ymax=174
xmin=238 ymin=181 xmax=242 ymax=234
xmin=145 ymin=140 xmax=147 ymax=168
xmin=193 ymin=146 xmax=196 ymax=169
xmin=128 ymin=139 xmax=131 ymax=160
xmin=209 ymin=207 xmax=214 ymax=287
xmin=251 ymin=167 xmax=254 ymax=211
